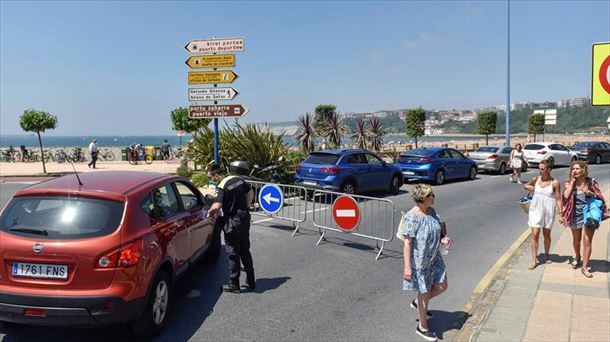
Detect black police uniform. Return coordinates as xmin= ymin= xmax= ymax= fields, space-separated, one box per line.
xmin=214 ymin=175 xmax=255 ymax=288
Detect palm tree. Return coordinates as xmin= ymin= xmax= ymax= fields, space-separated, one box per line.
xmin=368 ymin=118 xmax=386 ymax=152
xmin=322 ymin=111 xmax=347 ymax=148
xmin=295 ymin=113 xmax=316 ymax=153
xmin=351 ymin=118 xmax=369 ymax=149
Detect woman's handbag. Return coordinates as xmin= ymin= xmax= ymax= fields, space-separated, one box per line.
xmin=519 ymin=193 xmax=533 ymax=213
xmin=396 ymin=211 xmax=406 ymax=241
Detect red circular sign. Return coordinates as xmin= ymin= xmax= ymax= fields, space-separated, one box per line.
xmin=332 ymin=195 xmax=360 ymax=231
xmin=599 ymin=55 xmax=610 ymax=94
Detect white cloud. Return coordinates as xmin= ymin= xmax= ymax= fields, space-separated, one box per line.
xmin=370 ymin=51 xmax=384 ymax=62
xmin=406 ymin=33 xmax=432 ymax=48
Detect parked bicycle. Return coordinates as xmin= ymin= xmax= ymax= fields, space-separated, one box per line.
xmin=55 ymin=149 xmax=70 ymax=163
xmin=98 ymin=148 xmax=116 ymax=162
xmin=70 ymin=147 xmax=87 ymax=163
xmin=1 ymin=148 xmax=21 ymax=163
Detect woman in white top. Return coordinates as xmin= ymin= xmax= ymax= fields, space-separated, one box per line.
xmin=524 ymin=160 xmax=563 ymax=270
xmin=509 ymin=143 xmax=528 ymax=183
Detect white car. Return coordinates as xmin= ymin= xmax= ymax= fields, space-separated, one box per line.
xmin=523 ymin=142 xmax=578 ymax=166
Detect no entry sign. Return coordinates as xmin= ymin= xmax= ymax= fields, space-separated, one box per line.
xmin=592 ymin=42 xmax=610 ymax=106
xmin=332 ymin=195 xmax=360 ymax=232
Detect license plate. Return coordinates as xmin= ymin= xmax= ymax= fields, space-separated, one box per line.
xmin=12 ymin=262 xmax=68 ymax=280
xmin=302 ymin=180 xmax=317 ymax=186
xmin=403 ymin=171 xmax=415 ymax=175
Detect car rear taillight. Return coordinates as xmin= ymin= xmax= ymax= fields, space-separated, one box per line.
xmin=419 ymin=157 xmax=433 ymax=163
xmin=97 ymin=239 xmax=143 ymax=268
xmin=321 ymin=167 xmax=340 ymax=174
xmin=488 ymin=154 xmax=498 ymax=159
xmin=537 ymin=151 xmax=547 ymax=155
xmin=585 ymin=148 xmax=593 ymax=153
xmin=296 ymin=165 xmax=302 ymax=172
xmin=23 ymin=309 xmax=46 ymax=317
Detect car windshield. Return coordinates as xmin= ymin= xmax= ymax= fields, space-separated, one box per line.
xmin=0 ymin=195 xmax=124 ymax=240
xmin=303 ymin=153 xmax=340 ymax=165
xmin=475 ymin=147 xmax=499 ymax=153
xmin=524 ymin=144 xmax=544 ymax=150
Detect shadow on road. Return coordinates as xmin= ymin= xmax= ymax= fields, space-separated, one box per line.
xmin=426 ymin=310 xmax=470 ymax=340
xmin=589 ymin=259 xmax=610 ymax=273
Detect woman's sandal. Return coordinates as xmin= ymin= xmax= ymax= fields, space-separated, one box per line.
xmin=581 ymin=267 xmax=593 ymax=278
xmin=570 ymin=258 xmax=582 ymax=269
xmin=528 ymin=263 xmax=538 ymax=270
xmin=545 ymin=256 xmax=552 ymax=264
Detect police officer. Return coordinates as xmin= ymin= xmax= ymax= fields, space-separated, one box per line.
xmin=207 ymin=164 xmax=255 ymax=293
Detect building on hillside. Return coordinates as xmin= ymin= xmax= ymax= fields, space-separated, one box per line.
xmin=557 ymin=99 xmax=569 ymax=108
xmin=568 ymin=97 xmax=590 ymax=107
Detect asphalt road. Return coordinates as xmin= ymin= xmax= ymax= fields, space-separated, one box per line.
xmin=1 ymin=164 xmax=608 ymax=342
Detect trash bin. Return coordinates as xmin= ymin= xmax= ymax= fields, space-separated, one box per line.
xmin=154 ymin=146 xmax=162 ymax=160
xmin=121 ymin=148 xmax=128 ymax=161
xmin=144 ymin=146 xmax=155 ymax=158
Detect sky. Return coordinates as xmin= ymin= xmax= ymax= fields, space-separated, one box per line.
xmin=1 ymin=0 xmax=609 ymax=136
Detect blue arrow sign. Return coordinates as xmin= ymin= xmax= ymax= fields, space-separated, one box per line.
xmin=259 ymin=184 xmax=283 ymax=214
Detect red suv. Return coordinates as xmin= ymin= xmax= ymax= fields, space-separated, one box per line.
xmin=0 ymin=171 xmax=219 ymax=336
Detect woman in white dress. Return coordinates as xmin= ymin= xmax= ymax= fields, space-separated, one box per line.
xmin=509 ymin=143 xmax=528 ymax=183
xmin=524 ymin=160 xmax=563 ymax=270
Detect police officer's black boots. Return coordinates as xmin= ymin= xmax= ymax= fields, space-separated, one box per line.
xmin=244 ymin=275 xmax=256 ymax=290
xmin=222 ymin=283 xmax=241 ymax=294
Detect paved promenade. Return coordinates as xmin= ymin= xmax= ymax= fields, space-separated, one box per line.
xmin=463 ymin=185 xmax=610 ymax=342
xmin=0 ymin=160 xmax=188 ymax=178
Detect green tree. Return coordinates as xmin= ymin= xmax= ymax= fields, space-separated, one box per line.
xmin=528 ymin=113 xmax=545 ymax=142
xmin=313 ymin=104 xmax=336 ymax=136
xmin=170 ymin=107 xmax=211 ymax=145
xmin=405 ymin=107 xmax=426 ymax=148
xmin=368 ymin=118 xmax=386 ymax=152
xmin=19 ymin=109 xmax=58 ymax=174
xmin=320 ymin=111 xmax=346 ymax=148
xmin=351 ymin=118 xmax=369 ymax=149
xmin=295 ymin=113 xmax=316 ymax=153
xmin=477 ymin=111 xmax=497 ymax=145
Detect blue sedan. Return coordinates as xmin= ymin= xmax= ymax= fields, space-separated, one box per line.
xmin=397 ymin=147 xmax=478 ymax=185
xmin=294 ymin=149 xmax=404 ymax=195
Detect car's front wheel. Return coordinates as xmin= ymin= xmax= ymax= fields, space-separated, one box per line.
xmin=498 ymin=163 xmax=506 ymax=175
xmin=594 ymin=154 xmax=602 ymax=164
xmin=132 ymin=271 xmax=171 ymax=337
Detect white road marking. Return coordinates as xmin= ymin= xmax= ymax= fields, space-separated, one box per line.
xmin=252 ymin=218 xmax=274 ymax=224
xmin=303 ymin=207 xmax=329 ymax=214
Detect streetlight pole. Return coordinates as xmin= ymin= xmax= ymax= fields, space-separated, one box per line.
xmin=505 ymin=0 xmax=511 ymax=147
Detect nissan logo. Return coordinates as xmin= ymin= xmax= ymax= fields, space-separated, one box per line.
xmin=32 ymin=243 xmax=44 ymax=253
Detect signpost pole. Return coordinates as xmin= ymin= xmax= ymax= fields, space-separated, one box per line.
xmin=213 ymin=38 xmax=220 ymax=165
xmin=505 ymin=0 xmax=511 ymax=147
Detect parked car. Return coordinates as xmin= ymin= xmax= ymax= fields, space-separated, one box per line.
xmin=396 ymin=147 xmax=477 ymax=185
xmin=0 ymin=171 xmax=219 ymax=336
xmin=522 ymin=142 xmax=578 ymax=167
xmin=468 ymin=146 xmax=528 ymax=174
xmin=569 ymin=141 xmax=610 ymax=164
xmin=294 ymin=149 xmax=403 ymax=195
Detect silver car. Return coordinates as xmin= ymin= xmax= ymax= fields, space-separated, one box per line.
xmin=469 ymin=146 xmax=527 ymax=174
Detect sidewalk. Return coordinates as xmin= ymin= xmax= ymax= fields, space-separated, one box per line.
xmin=465 ymin=187 xmax=610 ymax=341
xmin=0 ymin=160 xmax=188 ymax=178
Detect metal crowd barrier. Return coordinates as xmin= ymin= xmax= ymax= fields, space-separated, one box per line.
xmin=311 ymin=190 xmax=395 ymax=260
xmin=246 ymin=180 xmax=308 ymax=237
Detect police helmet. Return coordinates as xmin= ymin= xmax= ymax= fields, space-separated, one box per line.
xmin=230 ymin=160 xmax=249 ymax=175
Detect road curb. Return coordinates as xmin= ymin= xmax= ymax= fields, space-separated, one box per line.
xmin=451 ymin=227 xmax=531 ymax=342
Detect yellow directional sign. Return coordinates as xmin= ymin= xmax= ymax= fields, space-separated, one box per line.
xmin=188 ymin=70 xmax=238 ymax=85
xmin=592 ymin=42 xmax=610 ymax=106
xmin=185 ymin=54 xmax=235 ymax=69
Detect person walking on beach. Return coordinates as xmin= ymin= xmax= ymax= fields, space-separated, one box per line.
xmin=509 ymin=143 xmax=527 ymax=183
xmin=523 ymin=160 xmax=563 ymax=270
xmin=562 ymin=161 xmax=609 ymax=278
xmin=402 ymin=184 xmax=448 ymax=342
xmin=161 ymin=139 xmax=172 ymax=162
xmin=88 ymin=139 xmax=98 ymax=169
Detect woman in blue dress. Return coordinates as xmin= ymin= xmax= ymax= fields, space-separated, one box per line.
xmin=403 ymin=184 xmax=448 ymax=342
